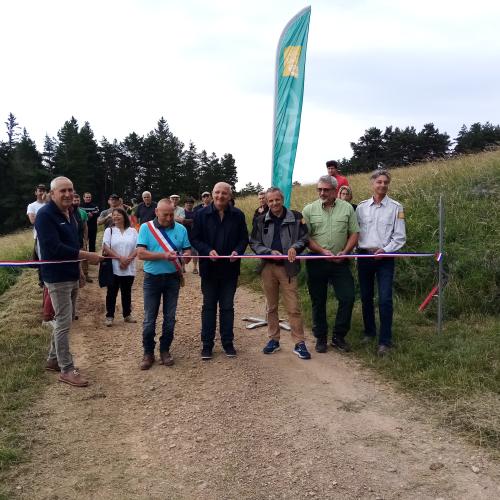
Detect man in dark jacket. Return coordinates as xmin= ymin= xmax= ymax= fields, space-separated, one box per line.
xmin=35 ymin=176 xmax=101 ymax=387
xmin=191 ymin=182 xmax=248 ymax=360
xmin=250 ymin=187 xmax=311 ymax=359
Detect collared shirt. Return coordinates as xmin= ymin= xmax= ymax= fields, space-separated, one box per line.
xmin=356 ymin=195 xmax=406 ymax=253
xmin=137 ymin=217 xmax=190 ymax=275
xmin=302 ymin=199 xmax=359 ymax=254
xmin=174 ymin=206 xmax=185 ymax=218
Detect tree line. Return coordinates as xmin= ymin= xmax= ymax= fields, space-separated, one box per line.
xmin=339 ymin=121 xmax=500 ymax=173
xmin=0 ymin=113 xmax=238 ymax=235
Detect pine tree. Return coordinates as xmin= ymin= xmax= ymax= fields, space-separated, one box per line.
xmin=5 ymin=112 xmax=19 ymax=150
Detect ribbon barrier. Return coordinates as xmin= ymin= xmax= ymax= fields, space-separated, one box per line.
xmin=0 ymin=252 xmax=442 ymax=267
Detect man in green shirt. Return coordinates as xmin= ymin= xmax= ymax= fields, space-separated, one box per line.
xmin=302 ymin=175 xmax=359 ymax=353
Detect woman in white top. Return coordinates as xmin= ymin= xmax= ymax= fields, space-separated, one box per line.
xmin=102 ymin=208 xmax=138 ymax=327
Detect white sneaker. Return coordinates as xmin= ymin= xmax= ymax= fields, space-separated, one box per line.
xmin=124 ymin=315 xmax=137 ymax=323
xmin=105 ymin=317 xmax=113 ymax=327
xmin=41 ymin=320 xmax=55 ymax=329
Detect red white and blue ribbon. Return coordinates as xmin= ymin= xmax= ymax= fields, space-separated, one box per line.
xmin=0 ymin=252 xmax=442 ymax=267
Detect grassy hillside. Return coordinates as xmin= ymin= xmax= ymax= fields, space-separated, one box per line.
xmin=238 ymin=150 xmax=500 ymax=317
xmin=237 ymin=151 xmax=500 ymax=451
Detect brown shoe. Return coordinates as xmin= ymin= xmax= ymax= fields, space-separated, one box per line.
xmin=45 ymin=358 xmax=60 ymax=372
xmin=58 ymin=369 xmax=89 ymax=387
xmin=140 ymin=354 xmax=155 ymax=370
xmin=159 ymin=351 xmax=174 ymax=366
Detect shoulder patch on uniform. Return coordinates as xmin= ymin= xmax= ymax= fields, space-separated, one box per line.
xmin=398 ymin=211 xmax=405 ymax=219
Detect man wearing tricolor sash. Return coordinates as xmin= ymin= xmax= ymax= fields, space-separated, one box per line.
xmin=136 ymin=199 xmax=191 ymax=369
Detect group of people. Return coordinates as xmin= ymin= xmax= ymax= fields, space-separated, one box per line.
xmin=30 ymin=159 xmax=405 ymax=388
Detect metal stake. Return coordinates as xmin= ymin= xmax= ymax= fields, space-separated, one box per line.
xmin=437 ymin=195 xmax=445 ymax=334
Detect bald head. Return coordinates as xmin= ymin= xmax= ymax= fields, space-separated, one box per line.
xmin=155 ymin=198 xmax=175 ymax=227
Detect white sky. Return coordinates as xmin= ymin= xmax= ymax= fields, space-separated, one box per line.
xmin=1 ymin=0 xmax=499 ymax=188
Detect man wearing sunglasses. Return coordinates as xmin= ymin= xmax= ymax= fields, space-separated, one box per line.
xmin=302 ymin=175 xmax=359 ymax=354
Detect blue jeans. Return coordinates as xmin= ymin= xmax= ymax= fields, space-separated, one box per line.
xmin=201 ymin=275 xmax=238 ymax=348
xmin=357 ymin=258 xmax=395 ymax=346
xmin=142 ymin=272 xmax=180 ymax=354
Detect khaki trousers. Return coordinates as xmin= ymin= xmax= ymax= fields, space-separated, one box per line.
xmin=261 ymin=263 xmax=305 ymax=343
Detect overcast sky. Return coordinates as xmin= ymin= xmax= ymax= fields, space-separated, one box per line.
xmin=1 ymin=0 xmax=499 ymax=188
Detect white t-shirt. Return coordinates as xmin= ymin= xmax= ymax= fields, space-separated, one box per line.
xmin=103 ymin=227 xmax=138 ymax=276
xmin=27 ymin=200 xmax=45 ymax=239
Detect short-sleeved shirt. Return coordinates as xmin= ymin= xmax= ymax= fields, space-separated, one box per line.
xmin=356 ymin=196 xmax=406 ymax=253
xmin=78 ymin=208 xmax=88 ymax=222
xmin=136 ymin=202 xmax=157 ymax=224
xmin=27 ymin=200 xmax=45 ymax=238
xmin=302 ymin=198 xmax=359 ymax=254
xmin=103 ymin=226 xmax=138 ymax=276
xmin=137 ymin=218 xmax=191 ymax=275
xmin=174 ymin=206 xmax=185 ymax=219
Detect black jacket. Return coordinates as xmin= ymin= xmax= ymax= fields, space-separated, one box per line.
xmin=191 ymin=203 xmax=248 ymax=279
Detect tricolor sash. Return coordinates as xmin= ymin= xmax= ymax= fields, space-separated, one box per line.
xmin=146 ymin=221 xmax=185 ymax=286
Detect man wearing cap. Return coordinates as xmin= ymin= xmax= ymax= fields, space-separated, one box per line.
xmin=356 ymin=169 xmax=406 ymax=357
xmin=35 ymin=176 xmax=102 ymax=387
xmin=194 ymin=192 xmax=212 ymax=212
xmin=170 ymin=194 xmax=185 ymax=223
xmin=136 ymin=191 xmax=157 ymax=224
xmin=98 ymin=194 xmax=121 ymax=229
xmin=326 ymin=160 xmax=349 ymax=195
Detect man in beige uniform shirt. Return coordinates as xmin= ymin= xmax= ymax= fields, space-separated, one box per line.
xmin=356 ymin=169 xmax=406 ymax=356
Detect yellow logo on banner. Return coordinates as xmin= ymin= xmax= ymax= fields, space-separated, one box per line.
xmin=283 ymin=46 xmax=302 ymax=78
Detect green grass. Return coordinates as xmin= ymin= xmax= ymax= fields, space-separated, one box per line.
xmin=238 ymin=150 xmax=500 ymax=452
xmin=0 ymin=233 xmax=50 ymax=494
xmin=0 ymin=231 xmax=34 ymax=296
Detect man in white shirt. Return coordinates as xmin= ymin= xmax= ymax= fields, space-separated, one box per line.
xmin=356 ymin=169 xmax=406 ymax=356
xmin=27 ymin=184 xmax=47 ymax=238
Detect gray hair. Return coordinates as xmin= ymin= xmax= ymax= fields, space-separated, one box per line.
xmin=142 ymin=191 xmax=152 ymax=197
xmin=265 ymin=187 xmax=284 ymax=199
xmin=318 ymin=175 xmax=338 ymax=189
xmin=50 ymin=176 xmax=71 ymax=190
xmin=370 ymin=169 xmax=391 ymax=181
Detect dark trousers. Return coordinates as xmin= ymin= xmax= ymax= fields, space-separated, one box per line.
xmin=142 ymin=272 xmax=180 ymax=354
xmin=88 ymin=223 xmax=97 ymax=253
xmin=106 ymin=274 xmax=134 ymax=318
xmin=357 ymin=258 xmax=395 ymax=346
xmin=201 ymin=275 xmax=238 ymax=349
xmin=306 ymin=260 xmax=355 ymax=340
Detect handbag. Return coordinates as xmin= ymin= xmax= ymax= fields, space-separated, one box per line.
xmin=98 ymin=228 xmax=115 ymax=288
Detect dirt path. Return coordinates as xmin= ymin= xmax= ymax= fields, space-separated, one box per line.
xmin=6 ymin=266 xmax=500 ymax=499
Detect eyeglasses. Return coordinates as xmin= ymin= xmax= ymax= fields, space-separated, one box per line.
xmin=317 ymin=188 xmax=333 ymax=193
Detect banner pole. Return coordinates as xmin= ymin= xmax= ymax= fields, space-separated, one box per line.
xmin=437 ymin=195 xmax=445 ymax=334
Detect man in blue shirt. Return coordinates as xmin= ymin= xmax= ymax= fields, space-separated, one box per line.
xmin=35 ymin=176 xmax=101 ymax=387
xmin=137 ymin=199 xmax=191 ymax=369
xmin=192 ymin=182 xmax=248 ymax=360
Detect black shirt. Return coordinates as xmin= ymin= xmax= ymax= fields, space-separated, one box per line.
xmin=269 ymin=211 xmax=285 ymax=254
xmin=80 ymin=201 xmax=99 ymax=228
xmin=136 ymin=202 xmax=157 ymax=224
